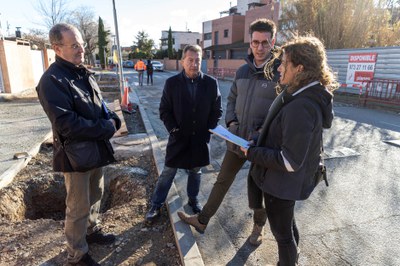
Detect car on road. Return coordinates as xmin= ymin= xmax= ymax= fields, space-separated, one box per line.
xmin=123 ymin=60 xmax=134 ymax=68
xmin=151 ymin=61 xmax=164 ymax=71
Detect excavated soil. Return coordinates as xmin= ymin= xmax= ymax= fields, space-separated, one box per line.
xmin=0 ymin=89 xmax=181 ymax=265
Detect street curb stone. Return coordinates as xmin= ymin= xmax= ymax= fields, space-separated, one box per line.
xmin=129 ymin=88 xmax=205 ymax=266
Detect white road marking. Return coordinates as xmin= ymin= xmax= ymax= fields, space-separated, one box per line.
xmin=334 ymin=111 xmax=347 ymax=115
xmin=380 ymin=122 xmax=400 ymax=128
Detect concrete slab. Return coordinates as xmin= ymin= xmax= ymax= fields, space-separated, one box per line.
xmin=324 ymin=146 xmax=360 ymax=159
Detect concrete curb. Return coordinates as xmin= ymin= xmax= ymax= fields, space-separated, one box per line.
xmin=129 ymin=88 xmax=205 ymax=266
xmin=0 ymin=131 xmax=52 ymax=189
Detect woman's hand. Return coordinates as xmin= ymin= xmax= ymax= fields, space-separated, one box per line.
xmin=240 ymin=146 xmax=248 ymax=157
xmin=240 ymin=139 xmax=254 ymax=157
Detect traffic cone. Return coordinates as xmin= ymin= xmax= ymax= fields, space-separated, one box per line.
xmin=121 ymin=79 xmax=134 ymax=114
xmin=127 ymin=85 xmax=134 ymax=112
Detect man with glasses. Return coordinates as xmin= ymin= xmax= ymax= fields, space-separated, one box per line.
xmin=145 ymin=44 xmax=222 ymax=224
xmin=36 ymin=23 xmax=121 ymax=266
xmin=178 ymin=19 xmax=280 ymax=246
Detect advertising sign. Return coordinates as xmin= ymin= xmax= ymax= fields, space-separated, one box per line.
xmin=345 ymin=53 xmax=377 ymax=86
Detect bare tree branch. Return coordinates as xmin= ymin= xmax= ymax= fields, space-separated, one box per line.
xmin=278 ymin=0 xmax=399 ymax=48
xmin=33 ymin=0 xmax=72 ymax=30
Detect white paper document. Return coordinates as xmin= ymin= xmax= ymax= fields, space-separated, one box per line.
xmin=209 ymin=125 xmax=250 ymax=149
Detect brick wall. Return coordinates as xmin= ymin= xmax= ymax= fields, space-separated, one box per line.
xmin=244 ymin=4 xmax=280 ymax=43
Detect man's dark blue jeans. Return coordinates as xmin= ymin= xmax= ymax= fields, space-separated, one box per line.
xmin=151 ymin=165 xmax=201 ymax=208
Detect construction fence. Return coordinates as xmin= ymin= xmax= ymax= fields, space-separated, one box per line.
xmin=204 ymin=46 xmax=400 ymax=109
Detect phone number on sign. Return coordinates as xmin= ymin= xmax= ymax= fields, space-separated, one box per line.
xmin=348 ymin=64 xmax=374 ymax=71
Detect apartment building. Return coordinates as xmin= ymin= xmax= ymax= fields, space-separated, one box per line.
xmin=202 ymin=0 xmax=280 ymax=60
xmin=160 ymin=30 xmax=201 ymax=52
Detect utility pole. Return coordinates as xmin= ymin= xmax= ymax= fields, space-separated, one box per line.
xmin=112 ymin=0 xmax=125 ymax=99
xmin=7 ymin=21 xmax=10 ymax=37
xmin=111 ymin=34 xmax=118 ymax=76
xmin=0 ymin=13 xmax=3 ymax=40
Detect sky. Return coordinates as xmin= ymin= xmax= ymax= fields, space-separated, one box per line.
xmin=0 ymin=0 xmax=236 ymax=47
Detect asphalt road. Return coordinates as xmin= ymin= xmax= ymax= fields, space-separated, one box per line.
xmin=129 ymin=70 xmax=400 ymax=266
xmin=0 ymin=98 xmax=52 ymax=188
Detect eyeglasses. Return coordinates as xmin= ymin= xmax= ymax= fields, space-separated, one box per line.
xmin=57 ymin=42 xmax=87 ymax=49
xmin=250 ymin=39 xmax=272 ymax=49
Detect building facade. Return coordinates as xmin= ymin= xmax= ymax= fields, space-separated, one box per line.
xmin=202 ymin=0 xmax=280 ymax=62
xmin=160 ymin=30 xmax=201 ymax=52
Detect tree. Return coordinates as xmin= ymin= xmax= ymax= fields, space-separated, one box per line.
xmin=33 ymin=0 xmax=71 ymax=29
xmin=23 ymin=29 xmax=49 ymax=50
xmin=97 ymin=16 xmax=110 ymax=69
xmin=279 ymin=0 xmax=400 ymax=48
xmin=167 ymin=27 xmax=174 ymax=59
xmin=67 ymin=6 xmax=98 ymax=65
xmin=154 ymin=49 xmax=168 ymax=59
xmin=131 ymin=31 xmax=155 ymax=59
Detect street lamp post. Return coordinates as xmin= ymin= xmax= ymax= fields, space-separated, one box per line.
xmin=112 ymin=0 xmax=125 ymax=99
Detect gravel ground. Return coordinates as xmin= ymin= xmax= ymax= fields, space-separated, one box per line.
xmin=0 ymin=90 xmax=182 ymax=265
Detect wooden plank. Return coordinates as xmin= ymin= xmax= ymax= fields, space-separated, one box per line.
xmin=107 ymin=99 xmax=128 ymax=137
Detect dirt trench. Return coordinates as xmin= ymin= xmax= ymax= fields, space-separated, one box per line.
xmin=0 ymin=86 xmax=182 ymax=265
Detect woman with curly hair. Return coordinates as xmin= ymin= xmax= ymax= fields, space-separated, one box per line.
xmin=241 ymin=35 xmax=338 ymax=266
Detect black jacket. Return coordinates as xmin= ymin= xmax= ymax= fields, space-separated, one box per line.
xmin=160 ymin=71 xmax=222 ymax=169
xmin=36 ymin=56 xmax=121 ymax=172
xmin=247 ymin=83 xmax=333 ymax=200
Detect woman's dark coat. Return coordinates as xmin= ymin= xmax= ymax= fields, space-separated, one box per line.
xmin=247 ymin=83 xmax=333 ymax=200
xmin=160 ymin=71 xmax=222 ymax=169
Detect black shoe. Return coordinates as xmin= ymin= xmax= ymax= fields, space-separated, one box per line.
xmin=67 ymin=253 xmax=100 ymax=266
xmin=80 ymin=253 xmax=100 ymax=266
xmin=188 ymin=199 xmax=202 ymax=214
xmin=145 ymin=206 xmax=161 ymax=223
xmin=86 ymin=229 xmax=115 ymax=245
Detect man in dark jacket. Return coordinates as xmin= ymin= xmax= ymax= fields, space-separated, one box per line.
xmin=178 ymin=19 xmax=280 ymax=246
xmin=36 ymin=23 xmax=121 ymax=266
xmin=146 ymin=59 xmax=154 ymax=85
xmin=145 ymin=44 xmax=222 ymax=223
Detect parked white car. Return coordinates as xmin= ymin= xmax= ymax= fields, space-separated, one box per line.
xmin=151 ymin=61 xmax=164 ymax=71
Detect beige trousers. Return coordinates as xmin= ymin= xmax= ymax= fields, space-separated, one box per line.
xmin=64 ymin=167 xmax=104 ymax=263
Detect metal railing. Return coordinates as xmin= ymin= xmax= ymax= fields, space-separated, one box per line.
xmin=360 ymin=79 xmax=400 ymax=108
xmin=207 ymin=68 xmax=237 ymax=79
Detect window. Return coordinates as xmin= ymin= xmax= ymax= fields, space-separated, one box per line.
xmin=224 ymin=29 xmax=229 ymax=38
xmin=204 ymin=33 xmax=212 ymax=40
xmin=196 ymin=39 xmax=200 ymax=45
xmin=214 ymin=31 xmax=219 ymax=45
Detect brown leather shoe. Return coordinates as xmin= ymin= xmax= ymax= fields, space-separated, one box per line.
xmin=248 ymin=223 xmax=264 ymax=245
xmin=177 ymin=211 xmax=207 ymax=234
xmin=65 ymin=253 xmax=100 ymax=266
